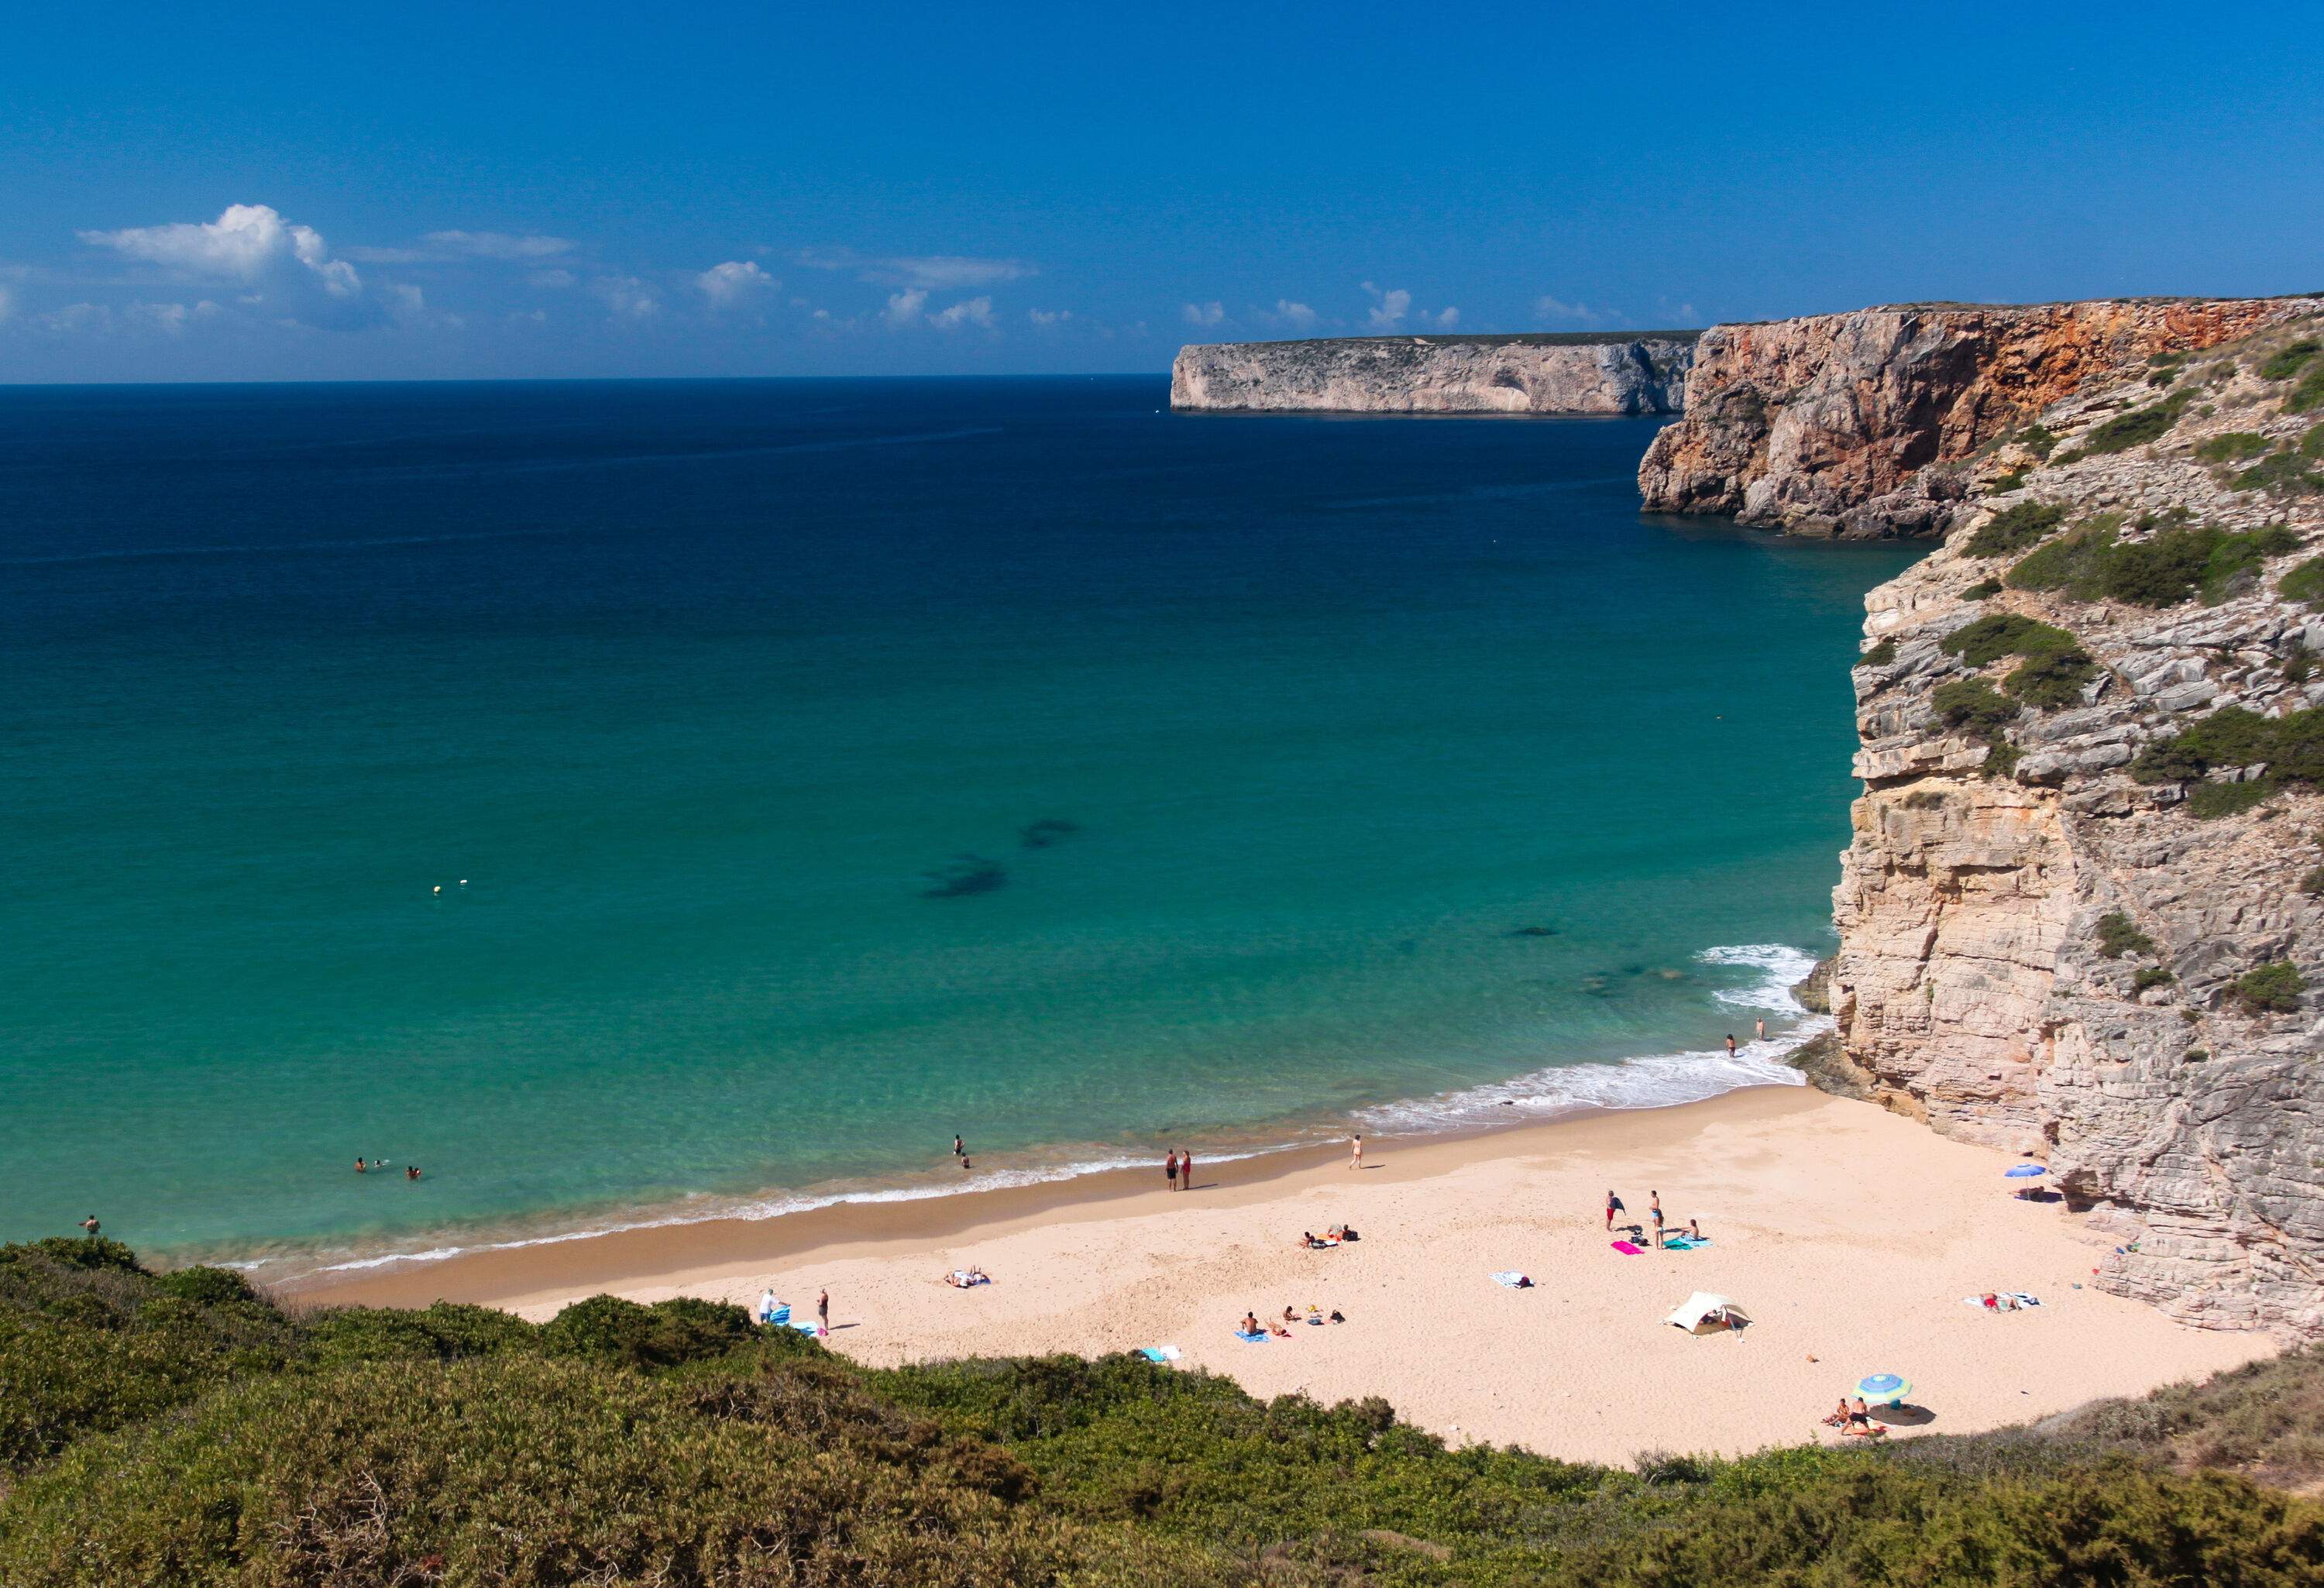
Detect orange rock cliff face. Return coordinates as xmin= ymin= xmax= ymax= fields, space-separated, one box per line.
xmin=1639 ymin=299 xmax=2315 ymax=536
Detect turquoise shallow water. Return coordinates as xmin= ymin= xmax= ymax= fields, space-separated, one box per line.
xmin=0 ymin=379 xmax=1916 ymax=1273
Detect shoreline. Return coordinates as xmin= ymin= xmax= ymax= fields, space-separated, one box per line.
xmin=285 ymin=1085 xmax=1740 ymax=1311
xmin=291 ymin=1084 xmax=2273 ymax=1466
xmin=253 ymin=944 xmax=1831 ymax=1296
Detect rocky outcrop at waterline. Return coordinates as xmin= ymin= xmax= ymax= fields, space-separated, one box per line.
xmin=1639 ymin=297 xmax=2321 ymax=537
xmin=1826 ymin=307 xmax=2324 ymax=1334
xmin=1170 ymin=332 xmax=1697 ymax=415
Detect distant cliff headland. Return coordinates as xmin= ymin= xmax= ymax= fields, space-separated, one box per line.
xmin=1170 ymin=330 xmax=1698 ymax=415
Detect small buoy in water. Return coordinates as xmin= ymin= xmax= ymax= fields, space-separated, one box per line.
xmin=459 ymin=879 xmax=468 ymax=886
xmin=432 ymin=885 xmax=441 ymax=895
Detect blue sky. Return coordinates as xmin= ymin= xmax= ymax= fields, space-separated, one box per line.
xmin=2 ymin=1 xmax=2319 ymax=382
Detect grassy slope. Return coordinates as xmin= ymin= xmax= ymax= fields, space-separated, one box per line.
xmin=2 ymin=1238 xmax=2319 ymax=1586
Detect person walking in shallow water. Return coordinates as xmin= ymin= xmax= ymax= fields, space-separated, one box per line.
xmin=952 ymin=1134 xmax=964 ymax=1160
xmin=1724 ymin=1033 xmax=1738 ymax=1058
xmin=80 ymin=1215 xmax=100 ymax=1239
xmin=1755 ymin=1017 xmax=1765 ymax=1043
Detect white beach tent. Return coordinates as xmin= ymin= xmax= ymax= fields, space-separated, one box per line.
xmin=1665 ymin=1291 xmax=1748 ymax=1333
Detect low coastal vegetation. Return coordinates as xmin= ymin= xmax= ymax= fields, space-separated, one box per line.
xmin=1938 ymin=613 xmax=2099 ymax=708
xmin=1962 ymin=499 xmax=2065 ymax=558
xmin=2055 ymin=390 xmax=2192 ymax=462
xmin=2009 ymin=512 xmax=2302 ymax=607
xmin=2095 ymin=910 xmax=2156 ymax=960
xmin=5 ymin=1239 xmax=2322 ymax=1586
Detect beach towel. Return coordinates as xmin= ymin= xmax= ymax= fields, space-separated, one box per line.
xmin=1233 ymin=1329 xmax=1268 ymax=1342
xmin=1610 ymin=1240 xmax=1644 ymax=1256
xmin=786 ymin=1318 xmax=823 ymax=1335
xmin=1663 ymin=1236 xmax=1710 ymax=1250
xmin=1140 ymin=1346 xmax=1182 ymax=1363
xmin=1490 ymin=1270 xmax=1533 ymax=1288
xmin=1961 ymin=1292 xmax=2042 ymax=1311
xmin=763 ymin=1304 xmax=792 ymax=1325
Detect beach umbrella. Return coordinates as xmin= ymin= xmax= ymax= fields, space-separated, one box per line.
xmin=1854 ymin=1373 xmax=1912 ymax=1405
xmin=2004 ymin=1164 xmax=2047 ymax=1179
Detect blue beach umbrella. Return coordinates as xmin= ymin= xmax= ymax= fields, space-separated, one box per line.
xmin=1855 ymin=1373 xmax=1913 ymax=1405
xmin=2004 ymin=1164 xmax=2047 ymax=1180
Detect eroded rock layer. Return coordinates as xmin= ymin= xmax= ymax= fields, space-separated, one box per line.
xmin=1170 ymin=333 xmax=1696 ymax=415
xmin=1641 ymin=299 xmax=2319 ymax=536
xmin=1831 ymin=309 xmax=2324 ymax=1333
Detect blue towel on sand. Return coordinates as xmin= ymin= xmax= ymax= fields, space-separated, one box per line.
xmin=1233 ymin=1330 xmax=1267 ymax=1342
xmin=1140 ymin=1346 xmax=1182 ymax=1363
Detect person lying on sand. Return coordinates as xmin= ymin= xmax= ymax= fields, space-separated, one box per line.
xmin=1298 ymin=1231 xmax=1326 ymax=1249
xmin=1270 ymin=1322 xmax=1294 ymax=1338
xmin=1326 ymin=1224 xmax=1357 ymax=1241
xmin=941 ymin=1267 xmax=989 ymax=1287
xmin=1329 ymin=1309 xmax=1345 ymax=1323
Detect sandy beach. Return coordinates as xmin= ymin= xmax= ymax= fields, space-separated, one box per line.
xmin=297 ymin=1085 xmax=2271 ymax=1466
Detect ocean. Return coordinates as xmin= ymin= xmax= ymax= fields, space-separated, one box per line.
xmin=0 ymin=377 xmax=1917 ymax=1275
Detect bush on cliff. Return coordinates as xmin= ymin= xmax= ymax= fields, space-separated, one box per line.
xmin=2096 ymin=911 xmax=2156 ymax=959
xmin=2133 ymin=706 xmax=2324 ymax=789
xmin=2233 ymin=961 xmax=2308 ymax=1016
xmin=2010 ymin=514 xmax=2301 ymax=607
xmin=2260 ymin=339 xmax=2321 ymax=382
xmin=1938 ymin=614 xmax=2098 ymax=707
xmin=1963 ymin=499 xmax=2066 ymax=558
xmin=1932 ymin=678 xmax=2020 ymax=736
xmin=2198 ymin=431 xmax=2275 ymax=462
xmin=2073 ymin=391 xmax=2194 ymax=457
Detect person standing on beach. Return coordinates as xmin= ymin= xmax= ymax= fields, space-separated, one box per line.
xmin=1649 ymin=1191 xmax=1665 ymax=1248
xmin=1165 ymin=1150 xmax=1179 ymax=1192
xmin=816 ymin=1288 xmax=829 ymax=1335
xmin=1349 ymin=1134 xmax=1363 ymax=1170
xmin=1755 ymin=1017 xmax=1765 ymax=1042
xmin=1179 ymin=1147 xmax=1193 ymax=1190
xmin=1605 ymin=1191 xmax=1624 ymax=1232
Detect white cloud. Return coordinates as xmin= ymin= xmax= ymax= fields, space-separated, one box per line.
xmin=1429 ymin=306 xmax=1459 ymax=329
xmin=528 ymin=268 xmax=576 ymax=290
xmin=422 ymin=229 xmax=571 ymax=260
xmin=1361 ymin=283 xmax=1411 ymax=330
xmin=1181 ymin=301 xmax=1226 ymax=327
xmin=801 ymin=249 xmax=1032 ymax=290
xmin=696 ymin=260 xmax=778 ymax=308
xmin=81 ymin=204 xmax=361 ymax=299
xmin=592 ymin=275 xmax=661 ymax=320
xmin=1534 ymin=295 xmax=1615 ymax=327
xmin=1027 ymin=308 xmax=1073 ymax=326
xmin=1270 ymin=300 xmax=1318 ymax=331
xmin=883 ymin=288 xmax=928 ymax=327
xmin=928 ymin=295 xmax=995 ymax=331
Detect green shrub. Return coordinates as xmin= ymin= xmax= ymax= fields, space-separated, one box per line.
xmin=303 ymin=1301 xmax=541 ymax=1366
xmin=2188 ymin=778 xmax=2276 ymax=820
xmin=2233 ymin=961 xmax=2308 ymax=1014
xmin=2186 ymin=1047 xmax=2211 ymax=1061
xmin=1941 ymin=612 xmax=2083 ymax=668
xmin=1933 ymin=679 xmax=2020 ymax=735
xmin=1937 ymin=614 xmax=2097 ymax=707
xmin=2078 ymin=392 xmax=2192 ymax=455
xmin=2236 ymin=452 xmax=2324 ymax=495
xmin=2018 ymin=423 xmax=2058 ymax=460
xmin=2260 ymin=339 xmax=2321 ymax=381
xmin=1991 ymin=469 xmax=2030 ymax=493
xmin=2304 ymin=423 xmax=2324 ymax=459
xmin=2096 ymin=911 xmax=2156 ymax=959
xmin=2281 ymin=556 xmax=2324 ymax=609
xmin=2134 ymin=966 xmax=2175 ymax=992
xmin=1965 ymin=500 xmax=2068 ymax=558
xmin=1860 ymin=636 xmax=1897 ymax=667
xmin=536 ymin=1293 xmax=758 ymax=1370
xmin=2198 ymin=432 xmax=2275 ymax=462
xmin=2293 ymin=367 xmax=2324 ymax=414
xmin=2303 ymin=865 xmax=2324 ymax=896
xmin=2013 ymin=517 xmax=2302 ymax=607
xmin=1961 ymin=579 xmax=2002 ymax=600
xmin=1981 ymin=737 xmax=2022 ymax=779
